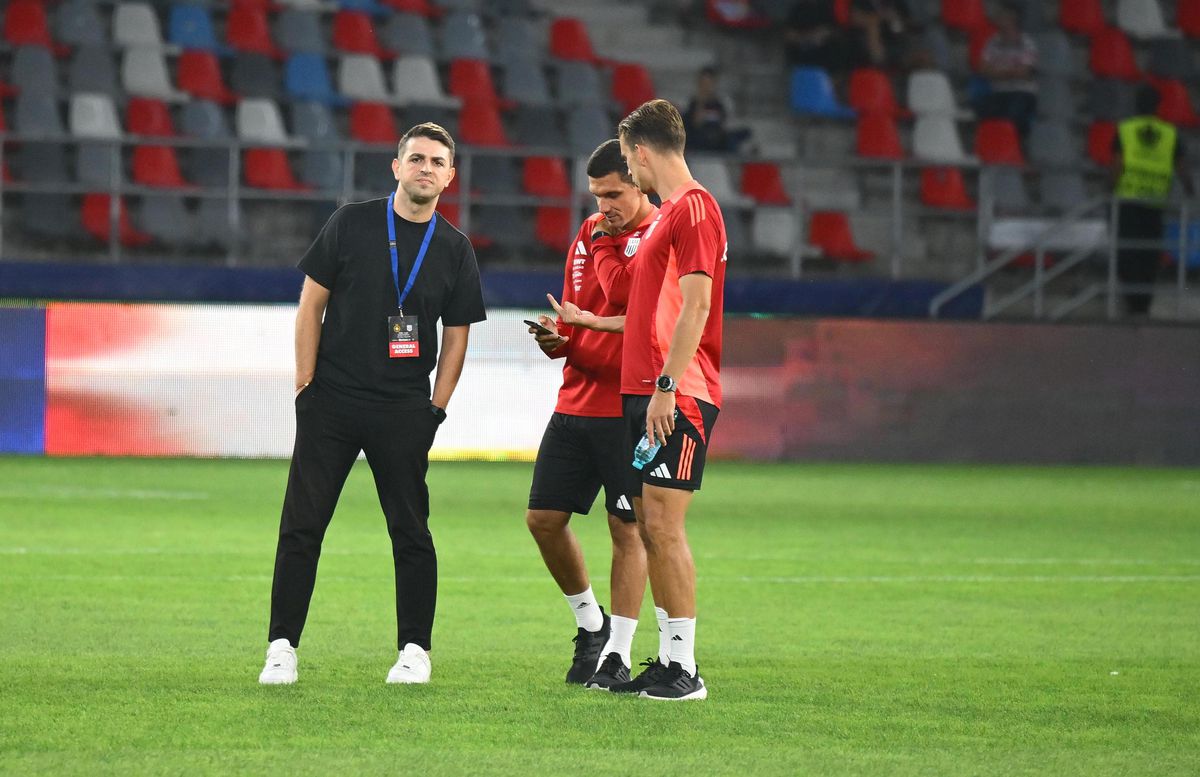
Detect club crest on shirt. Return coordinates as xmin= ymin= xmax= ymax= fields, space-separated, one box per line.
xmin=625 ymin=234 xmax=642 ymax=257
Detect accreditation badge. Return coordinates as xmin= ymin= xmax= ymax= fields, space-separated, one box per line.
xmin=387 ymin=315 xmax=419 ymax=358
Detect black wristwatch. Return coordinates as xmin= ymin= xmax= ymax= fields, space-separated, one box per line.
xmin=430 ymin=405 xmax=447 ymax=424
xmin=655 ymin=374 xmax=677 ymax=393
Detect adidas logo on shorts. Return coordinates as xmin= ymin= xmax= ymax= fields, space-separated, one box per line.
xmin=650 ymin=464 xmax=673 ymax=480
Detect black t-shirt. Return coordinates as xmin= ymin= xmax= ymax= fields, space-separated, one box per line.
xmin=299 ymin=197 xmax=486 ymax=406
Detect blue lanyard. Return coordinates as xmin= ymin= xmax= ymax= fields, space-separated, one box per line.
xmin=387 ymin=192 xmax=437 ymax=314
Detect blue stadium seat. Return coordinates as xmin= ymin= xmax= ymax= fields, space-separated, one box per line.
xmin=790 ymin=67 xmax=855 ymax=118
xmin=337 ymin=0 xmax=389 ymax=14
xmin=284 ymin=53 xmax=348 ymax=107
xmin=168 ymin=3 xmax=225 ymax=52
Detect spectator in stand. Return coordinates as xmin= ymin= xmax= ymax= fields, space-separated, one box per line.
xmin=848 ymin=0 xmax=911 ymax=70
xmin=682 ymin=67 xmax=753 ymax=153
xmin=976 ymin=3 xmax=1038 ymax=142
xmin=783 ymin=0 xmax=851 ymax=72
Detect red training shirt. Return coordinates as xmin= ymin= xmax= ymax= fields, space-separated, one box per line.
xmin=547 ymin=208 xmax=658 ymax=417
xmin=596 ymin=181 xmax=726 ymax=408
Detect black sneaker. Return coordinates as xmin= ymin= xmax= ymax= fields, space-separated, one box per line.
xmin=639 ymin=661 xmax=707 ymax=701
xmin=608 ymin=656 xmax=668 ymax=694
xmin=565 ymin=608 xmax=609 ymax=684
xmin=584 ymin=652 xmax=630 ymax=691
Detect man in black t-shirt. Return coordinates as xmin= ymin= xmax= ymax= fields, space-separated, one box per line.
xmin=259 ymin=123 xmax=486 ymax=686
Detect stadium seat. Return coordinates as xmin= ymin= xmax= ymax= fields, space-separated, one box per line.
xmin=556 ymin=62 xmax=607 ymax=108
xmin=523 ymin=156 xmax=570 ymax=197
xmin=458 ymin=99 xmax=510 ymax=147
xmin=24 ymin=194 xmax=82 ymax=240
xmin=1180 ymin=1 xmax=1200 ymax=37
xmin=967 ymin=22 xmax=997 ymax=71
xmin=1147 ymin=39 xmax=1195 ymax=81
xmin=196 ymin=198 xmax=238 ymax=249
xmin=139 ymin=195 xmax=198 ymax=246
xmin=513 ymin=104 xmax=567 ymax=150
xmin=244 ymin=148 xmax=309 ymax=190
xmin=338 ymin=55 xmax=393 ymax=103
xmin=70 ymin=94 xmax=122 ymax=139
xmin=237 ymin=99 xmax=290 ymax=143
xmin=276 ymin=9 xmax=326 ymax=54
xmin=77 ymin=142 xmax=123 ymax=188
xmin=382 ymin=0 xmax=437 ymax=13
xmin=790 ymin=67 xmax=856 ymax=118
xmin=4 ymin=0 xmax=56 ymax=49
xmin=127 ymin=98 xmax=176 ymax=136
xmin=123 ymin=47 xmax=187 ymax=101
xmin=848 ymin=68 xmax=904 ymax=118
xmin=392 ymin=55 xmax=461 ymax=107
xmin=941 ymin=0 xmax=988 ymax=31
xmin=1086 ymin=79 xmax=1134 ymax=122
xmin=379 ymin=13 xmax=435 ymax=57
xmin=921 ymin=25 xmax=954 ymax=73
xmin=133 ymin=146 xmax=192 ymax=188
xmin=833 ymin=0 xmax=851 ymax=25
xmin=1038 ymin=76 xmax=1075 ymax=120
xmin=974 ymin=119 xmax=1025 ymax=166
xmin=350 ymin=102 xmax=400 ymax=144
xmin=856 ymin=113 xmax=904 ymax=159
xmin=913 ymin=116 xmax=969 ymax=162
xmin=440 ymin=11 xmax=489 ymax=60
xmin=990 ymin=166 xmax=1031 ymax=212
xmin=15 ymin=92 xmax=65 ymax=135
xmin=1028 ymin=121 xmax=1079 ymax=167
xmin=920 ymin=167 xmax=974 ymax=210
xmin=1060 ymin=0 xmax=1107 ymax=37
xmin=285 ymin=53 xmax=346 ymax=106
xmin=179 ymin=50 xmax=238 ymax=105
xmin=1034 ymin=31 xmax=1075 ymax=77
xmin=12 ymin=46 xmax=57 ymax=98
xmin=82 ymin=194 xmax=152 ymax=246
xmin=535 ymin=207 xmax=573 ymax=250
xmin=232 ymin=53 xmax=282 ymax=100
xmin=474 ymin=204 xmax=534 ymax=249
xmin=1089 ymin=27 xmax=1140 ymax=80
xmin=14 ymin=142 xmax=70 ymax=184
xmin=907 ymin=70 xmax=959 ymax=117
xmin=1117 ymin=0 xmax=1169 ymax=38
xmin=1154 ymin=79 xmax=1200 ymax=127
xmin=55 ymin=0 xmax=106 ymax=48
xmin=333 ymin=10 xmax=392 ymax=58
xmin=113 ymin=2 xmax=165 ymax=48
xmin=495 ymin=18 xmax=544 ymax=67
xmin=450 ymin=59 xmax=504 ymax=105
xmin=338 ymin=0 xmax=389 ymax=12
xmin=226 ymin=4 xmax=281 ymax=58
xmin=436 ymin=200 xmax=461 ymax=227
xmin=1086 ymin=121 xmax=1116 ymax=166
xmin=300 ymin=150 xmax=345 ymax=190
xmin=293 ymin=101 xmax=340 ymax=142
xmin=688 ymin=158 xmax=749 ymax=206
xmin=182 ymin=100 xmax=235 ymax=187
xmin=567 ymin=104 xmax=610 ymax=155
xmin=1040 ymin=170 xmax=1088 ymax=213
xmin=168 ymin=3 xmax=223 ymax=52
xmin=611 ymin=63 xmax=656 ymax=115
xmin=549 ymin=18 xmax=600 ymax=64
xmin=503 ymin=60 xmax=553 ymax=107
xmin=740 ymin=162 xmax=791 ymax=205
xmin=467 ymin=156 xmax=519 ymax=195
xmin=750 ymin=208 xmax=800 ymax=257
xmin=808 ymin=211 xmax=873 ymax=261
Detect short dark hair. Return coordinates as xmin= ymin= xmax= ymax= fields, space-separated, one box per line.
xmin=585 ymin=139 xmax=633 ymax=183
xmin=618 ymin=99 xmax=687 ymax=155
xmin=397 ymin=122 xmax=456 ymax=164
xmin=1136 ymin=85 xmax=1161 ymax=115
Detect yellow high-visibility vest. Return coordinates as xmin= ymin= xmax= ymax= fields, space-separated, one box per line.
xmin=1116 ymin=116 xmax=1177 ymax=202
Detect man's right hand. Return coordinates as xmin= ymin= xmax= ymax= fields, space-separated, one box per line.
xmin=530 ymin=315 xmax=567 ymax=351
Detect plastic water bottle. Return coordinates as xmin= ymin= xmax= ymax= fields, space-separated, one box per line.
xmin=631 ymin=433 xmax=661 ymax=470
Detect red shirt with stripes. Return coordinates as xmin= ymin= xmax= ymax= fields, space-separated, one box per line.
xmin=606 ymin=181 xmax=727 ymax=407
xmin=547 ymin=209 xmax=657 ymax=417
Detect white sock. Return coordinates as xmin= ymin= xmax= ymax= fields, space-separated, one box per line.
xmin=667 ymin=617 xmax=697 ymax=676
xmin=655 ymin=606 xmax=670 ymax=664
xmin=600 ymin=615 xmax=637 ymax=668
xmin=565 ymin=587 xmax=604 ymax=632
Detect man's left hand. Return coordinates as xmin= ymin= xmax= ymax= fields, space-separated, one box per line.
xmin=646 ymin=389 xmax=676 ymax=446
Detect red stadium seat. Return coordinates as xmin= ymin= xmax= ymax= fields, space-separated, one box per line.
xmin=1089 ymin=27 xmax=1140 ymax=80
xmin=436 ymin=201 xmax=460 ymax=226
xmin=4 ymin=0 xmax=55 ymax=48
xmin=178 ymin=50 xmax=237 ymax=104
xmin=968 ymin=23 xmax=997 ymax=71
xmin=856 ymin=113 xmax=905 ymax=159
xmin=833 ymin=0 xmax=851 ymax=25
xmin=920 ymin=167 xmax=974 ymax=210
xmin=127 ymin=98 xmax=176 ymax=137
xmin=133 ymin=146 xmax=192 ymax=189
xmin=848 ymin=68 xmax=903 ymax=117
xmin=350 ymin=102 xmax=399 ymax=144
xmin=332 ymin=10 xmax=392 ymax=58
xmin=1060 ymin=0 xmax=1107 ymax=37
xmin=81 ymin=194 xmax=152 ymax=246
xmin=1152 ymin=78 xmax=1200 ymax=128
xmin=808 ymin=211 xmax=874 ymax=262
xmin=611 ymin=63 xmax=656 ymax=115
xmin=535 ymin=207 xmax=573 ymax=250
xmin=974 ymin=119 xmax=1025 ymax=166
xmin=941 ymin=0 xmax=988 ymax=31
xmin=226 ymin=4 xmax=281 ymax=58
xmin=549 ymin=18 xmax=600 ymax=63
xmin=244 ymin=148 xmax=310 ymax=190
xmin=449 ymin=59 xmax=504 ymax=105
xmin=381 ymin=0 xmax=437 ymax=16
xmin=523 ymin=157 xmax=570 ymax=197
xmin=740 ymin=162 xmax=791 ymax=205
xmin=458 ymin=99 xmax=509 ymax=147
xmin=1086 ymin=121 xmax=1116 ymax=166
xmin=1180 ymin=1 xmax=1200 ymax=38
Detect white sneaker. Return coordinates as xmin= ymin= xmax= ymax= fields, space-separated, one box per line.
xmin=386 ymin=643 xmax=431 ymax=684
xmin=258 ymin=638 xmax=298 ymax=685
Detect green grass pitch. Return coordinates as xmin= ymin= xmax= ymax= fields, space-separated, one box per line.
xmin=1 ymin=457 xmax=1197 ymax=776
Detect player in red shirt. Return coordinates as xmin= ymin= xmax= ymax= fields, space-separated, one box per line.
xmin=551 ymin=100 xmax=726 ymax=701
xmin=525 ymin=140 xmax=658 ymax=688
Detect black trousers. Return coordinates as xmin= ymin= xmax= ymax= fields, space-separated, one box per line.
xmin=268 ymin=382 xmax=441 ymax=650
xmin=1117 ymin=202 xmax=1165 ymax=315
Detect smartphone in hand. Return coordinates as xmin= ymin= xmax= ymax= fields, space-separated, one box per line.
xmin=523 ymin=319 xmax=555 ymax=336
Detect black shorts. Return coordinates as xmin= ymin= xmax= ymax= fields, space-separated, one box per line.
xmin=623 ymin=393 xmax=719 ymax=494
xmin=528 ymin=413 xmax=636 ymax=522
